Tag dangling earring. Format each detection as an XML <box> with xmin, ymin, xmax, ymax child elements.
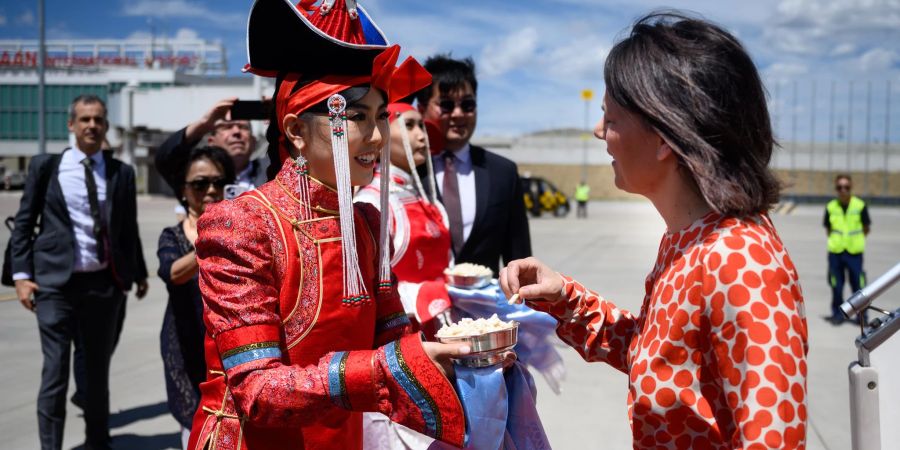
<box><xmin>292</xmin><ymin>154</ymin><xmax>312</xmax><ymax>220</ymax></box>
<box><xmin>328</xmin><ymin>93</ymin><xmax>370</xmax><ymax>306</ymax></box>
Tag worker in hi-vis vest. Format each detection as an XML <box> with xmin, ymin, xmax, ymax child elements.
<box><xmin>575</xmin><ymin>181</ymin><xmax>590</xmax><ymax>219</ymax></box>
<box><xmin>824</xmin><ymin>174</ymin><xmax>871</xmax><ymax>324</ymax></box>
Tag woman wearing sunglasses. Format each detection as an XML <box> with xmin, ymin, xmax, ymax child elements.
<box><xmin>156</xmin><ymin>145</ymin><xmax>234</xmax><ymax>448</ymax></box>
<box><xmin>501</xmin><ymin>12</ymin><xmax>809</xmax><ymax>449</ymax></box>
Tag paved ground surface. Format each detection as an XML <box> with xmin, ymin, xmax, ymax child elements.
<box><xmin>0</xmin><ymin>192</ymin><xmax>897</xmax><ymax>450</ymax></box>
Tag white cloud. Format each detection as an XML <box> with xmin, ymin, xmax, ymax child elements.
<box><xmin>123</xmin><ymin>0</ymin><xmax>244</xmax><ymax>28</ymax></box>
<box><xmin>480</xmin><ymin>27</ymin><xmax>539</xmax><ymax>77</ymax></box>
<box><xmin>125</xmin><ymin>26</ymin><xmax>202</xmax><ymax>42</ymax></box>
<box><xmin>763</xmin><ymin>62</ymin><xmax>810</xmax><ymax>80</ymax></box>
<box><xmin>47</xmin><ymin>23</ymin><xmax>81</xmax><ymax>40</ymax></box>
<box><xmin>0</xmin><ymin>13</ymin><xmax>7</xmax><ymax>27</ymax></box>
<box><xmin>858</xmin><ymin>47</ymin><xmax>898</xmax><ymax>72</ymax></box>
<box><xmin>125</xmin><ymin>30</ymin><xmax>152</xmax><ymax>40</ymax></box>
<box><xmin>765</xmin><ymin>0</ymin><xmax>900</xmax><ymax>58</ymax></box>
<box><xmin>831</xmin><ymin>43</ymin><xmax>856</xmax><ymax>57</ymax></box>
<box><xmin>16</xmin><ymin>10</ymin><xmax>34</xmax><ymax>26</ymax></box>
<box><xmin>542</xmin><ymin>36</ymin><xmax>609</xmax><ymax>81</ymax></box>
<box><xmin>173</xmin><ymin>27</ymin><xmax>199</xmax><ymax>40</ymax></box>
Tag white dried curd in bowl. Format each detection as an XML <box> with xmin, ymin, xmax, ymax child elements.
<box><xmin>435</xmin><ymin>314</ymin><xmax>514</xmax><ymax>338</ymax></box>
<box><xmin>445</xmin><ymin>263</ymin><xmax>493</xmax><ymax>278</ymax></box>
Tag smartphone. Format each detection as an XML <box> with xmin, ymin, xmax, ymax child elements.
<box><xmin>224</xmin><ymin>184</ymin><xmax>250</xmax><ymax>200</ymax></box>
<box><xmin>230</xmin><ymin>100</ymin><xmax>272</xmax><ymax>120</ymax></box>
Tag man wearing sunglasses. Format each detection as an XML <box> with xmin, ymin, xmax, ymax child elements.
<box><xmin>416</xmin><ymin>55</ymin><xmax>531</xmax><ymax>276</ymax></box>
<box><xmin>824</xmin><ymin>174</ymin><xmax>871</xmax><ymax>324</ymax></box>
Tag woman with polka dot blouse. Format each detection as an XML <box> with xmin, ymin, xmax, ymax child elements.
<box><xmin>500</xmin><ymin>12</ymin><xmax>808</xmax><ymax>450</ymax></box>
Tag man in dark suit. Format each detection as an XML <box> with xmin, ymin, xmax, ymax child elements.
<box><xmin>417</xmin><ymin>55</ymin><xmax>531</xmax><ymax>275</ymax></box>
<box><xmin>155</xmin><ymin>97</ymin><xmax>267</xmax><ymax>193</ymax></box>
<box><xmin>12</xmin><ymin>95</ymin><xmax>149</xmax><ymax>450</ymax></box>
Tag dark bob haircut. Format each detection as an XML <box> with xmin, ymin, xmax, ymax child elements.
<box><xmin>604</xmin><ymin>12</ymin><xmax>781</xmax><ymax>217</ymax></box>
<box><xmin>414</xmin><ymin>54</ymin><xmax>478</xmax><ymax>106</ymax></box>
<box><xmin>176</xmin><ymin>146</ymin><xmax>236</xmax><ymax>207</ymax></box>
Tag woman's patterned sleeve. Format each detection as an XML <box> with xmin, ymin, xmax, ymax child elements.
<box><xmin>700</xmin><ymin>233</ymin><xmax>809</xmax><ymax>448</ymax></box>
<box><xmin>529</xmin><ymin>274</ymin><xmax>639</xmax><ymax>372</ymax></box>
<box><xmin>156</xmin><ymin>226</ymin><xmax>180</xmax><ymax>285</ymax></box>
<box><xmin>197</xmin><ymin>200</ymin><xmax>463</xmax><ymax>446</ymax></box>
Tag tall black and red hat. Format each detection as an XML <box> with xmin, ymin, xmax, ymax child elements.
<box><xmin>245</xmin><ymin>0</ymin><xmax>431</xmax><ymax>303</ymax></box>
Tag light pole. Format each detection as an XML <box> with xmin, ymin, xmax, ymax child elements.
<box><xmin>37</xmin><ymin>0</ymin><xmax>46</xmax><ymax>155</ymax></box>
<box><xmin>580</xmin><ymin>89</ymin><xmax>593</xmax><ymax>183</ymax></box>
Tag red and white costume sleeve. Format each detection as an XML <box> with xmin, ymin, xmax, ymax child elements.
<box><xmin>530</xmin><ymin>213</ymin><xmax>809</xmax><ymax>450</ymax></box>
<box><xmin>187</xmin><ymin>163</ymin><xmax>465</xmax><ymax>450</ymax></box>
<box><xmin>357</xmin><ymin>168</ymin><xmax>453</xmax><ymax>339</ymax></box>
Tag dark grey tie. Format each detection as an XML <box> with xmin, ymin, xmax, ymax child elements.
<box><xmin>81</xmin><ymin>157</ymin><xmax>107</xmax><ymax>263</ymax></box>
<box><xmin>442</xmin><ymin>151</ymin><xmax>464</xmax><ymax>255</ymax></box>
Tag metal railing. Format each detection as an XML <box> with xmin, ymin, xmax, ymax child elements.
<box><xmin>844</xmin><ymin>261</ymin><xmax>900</xmax><ymax>450</ymax></box>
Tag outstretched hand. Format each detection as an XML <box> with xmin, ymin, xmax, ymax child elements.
<box><xmin>499</xmin><ymin>257</ymin><xmax>565</xmax><ymax>305</ymax></box>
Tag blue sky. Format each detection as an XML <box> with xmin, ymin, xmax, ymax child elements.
<box><xmin>1</xmin><ymin>0</ymin><xmax>899</xmax><ymax>141</ymax></box>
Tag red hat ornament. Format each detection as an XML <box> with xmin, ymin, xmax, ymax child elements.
<box><xmin>246</xmin><ymin>0</ymin><xmax>432</xmax><ymax>304</ymax></box>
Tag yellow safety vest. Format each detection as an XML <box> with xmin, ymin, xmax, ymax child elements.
<box><xmin>575</xmin><ymin>184</ymin><xmax>590</xmax><ymax>202</ymax></box>
<box><xmin>827</xmin><ymin>196</ymin><xmax>866</xmax><ymax>254</ymax></box>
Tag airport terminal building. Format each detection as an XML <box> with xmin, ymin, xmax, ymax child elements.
<box><xmin>0</xmin><ymin>37</ymin><xmax>272</xmax><ymax>194</ymax></box>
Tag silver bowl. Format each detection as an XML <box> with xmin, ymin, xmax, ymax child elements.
<box><xmin>444</xmin><ymin>270</ymin><xmax>492</xmax><ymax>289</ymax></box>
<box><xmin>437</xmin><ymin>322</ymin><xmax>518</xmax><ymax>368</ymax></box>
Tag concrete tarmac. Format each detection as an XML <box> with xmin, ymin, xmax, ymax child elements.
<box><xmin>0</xmin><ymin>193</ymin><xmax>897</xmax><ymax>450</ymax></box>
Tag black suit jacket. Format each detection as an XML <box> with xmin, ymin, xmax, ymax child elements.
<box><xmin>424</xmin><ymin>145</ymin><xmax>532</xmax><ymax>275</ymax></box>
<box><xmin>10</xmin><ymin>150</ymin><xmax>148</xmax><ymax>291</ymax></box>
<box><xmin>155</xmin><ymin>127</ymin><xmax>268</xmax><ymax>192</ymax></box>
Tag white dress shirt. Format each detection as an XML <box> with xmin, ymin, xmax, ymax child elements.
<box><xmin>236</xmin><ymin>163</ymin><xmax>256</xmax><ymax>189</ymax></box>
<box><xmin>13</xmin><ymin>147</ymin><xmax>108</xmax><ymax>281</ymax></box>
<box><xmin>433</xmin><ymin>143</ymin><xmax>476</xmax><ymax>243</ymax></box>
<box><xmin>59</xmin><ymin>147</ymin><xmax>108</xmax><ymax>273</ymax></box>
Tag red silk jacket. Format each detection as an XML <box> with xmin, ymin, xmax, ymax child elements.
<box><xmin>356</xmin><ymin>168</ymin><xmax>454</xmax><ymax>339</ymax></box>
<box><xmin>187</xmin><ymin>161</ymin><xmax>465</xmax><ymax>450</ymax></box>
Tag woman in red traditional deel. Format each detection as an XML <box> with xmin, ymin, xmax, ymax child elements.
<box><xmin>187</xmin><ymin>2</ymin><xmax>468</xmax><ymax>449</ymax></box>
<box><xmin>356</xmin><ymin>103</ymin><xmax>455</xmax><ymax>339</ymax></box>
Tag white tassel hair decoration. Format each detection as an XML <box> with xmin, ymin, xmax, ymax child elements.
<box><xmin>328</xmin><ymin>93</ymin><xmax>370</xmax><ymax>306</ymax></box>
<box><xmin>376</xmin><ymin>122</ymin><xmax>392</xmax><ymax>294</ymax></box>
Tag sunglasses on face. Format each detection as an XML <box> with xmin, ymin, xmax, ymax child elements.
<box><xmin>187</xmin><ymin>177</ymin><xmax>228</xmax><ymax>192</ymax></box>
<box><xmin>836</xmin><ymin>184</ymin><xmax>851</xmax><ymax>192</ymax></box>
<box><xmin>437</xmin><ymin>98</ymin><xmax>477</xmax><ymax>114</ymax></box>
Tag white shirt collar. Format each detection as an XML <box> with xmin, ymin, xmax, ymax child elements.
<box><xmin>237</xmin><ymin>162</ymin><xmax>254</xmax><ymax>182</ymax></box>
<box><xmin>449</xmin><ymin>143</ymin><xmax>471</xmax><ymax>165</ymax></box>
<box><xmin>69</xmin><ymin>146</ymin><xmax>104</xmax><ymax>166</ymax></box>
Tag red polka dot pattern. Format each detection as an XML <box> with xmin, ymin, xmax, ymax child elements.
<box><xmin>534</xmin><ymin>213</ymin><xmax>808</xmax><ymax>449</ymax></box>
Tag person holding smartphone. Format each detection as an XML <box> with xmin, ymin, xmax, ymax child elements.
<box><xmin>155</xmin><ymin>98</ymin><xmax>268</xmax><ymax>195</ymax></box>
